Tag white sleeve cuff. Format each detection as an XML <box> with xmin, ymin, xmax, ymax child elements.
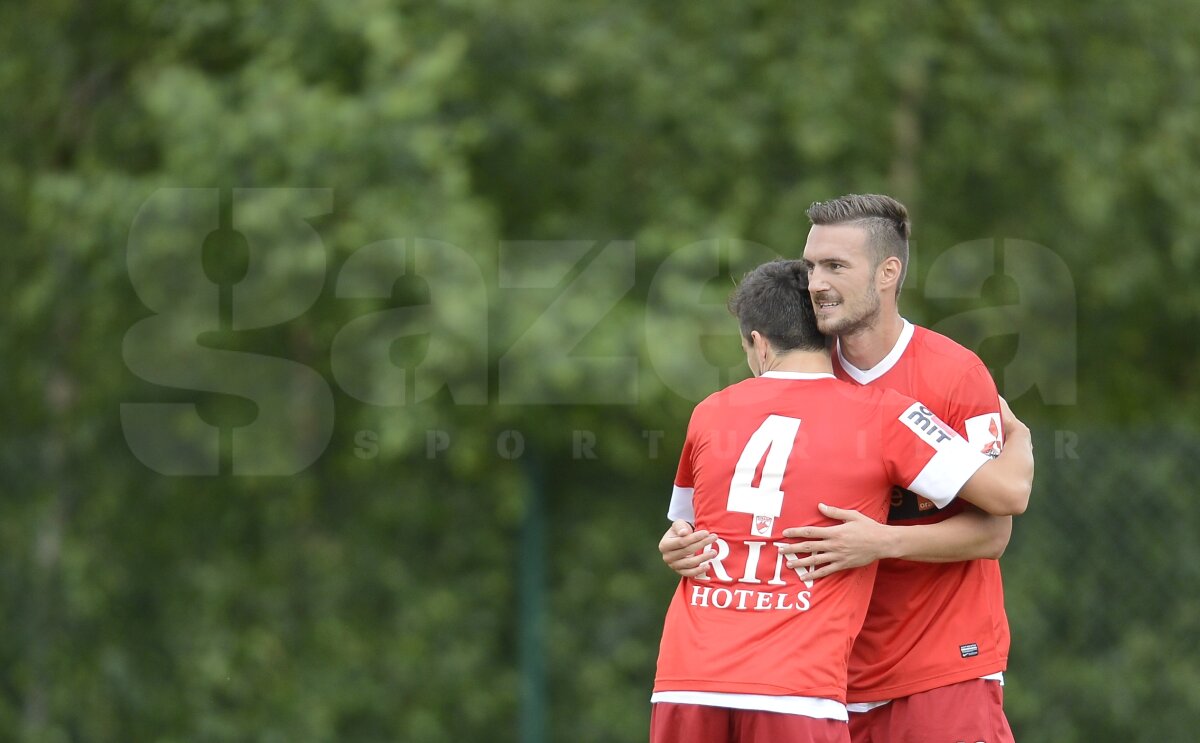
<box><xmin>907</xmin><ymin>439</ymin><xmax>990</xmax><ymax>509</ymax></box>
<box><xmin>667</xmin><ymin>485</ymin><xmax>695</xmax><ymax>523</ymax></box>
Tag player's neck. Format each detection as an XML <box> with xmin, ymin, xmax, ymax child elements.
<box><xmin>837</xmin><ymin>310</ymin><xmax>905</xmax><ymax>370</ymax></box>
<box><xmin>762</xmin><ymin>349</ymin><xmax>834</xmax><ymax>376</ymax></box>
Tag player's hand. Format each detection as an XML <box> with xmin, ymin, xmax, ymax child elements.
<box><xmin>778</xmin><ymin>504</ymin><xmax>893</xmax><ymax>580</ymax></box>
<box><xmin>659</xmin><ymin>520</ymin><xmax>719</xmax><ymax>578</ymax></box>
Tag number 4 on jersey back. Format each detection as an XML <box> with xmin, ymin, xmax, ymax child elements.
<box><xmin>727</xmin><ymin>415</ymin><xmax>801</xmax><ymax>537</ymax></box>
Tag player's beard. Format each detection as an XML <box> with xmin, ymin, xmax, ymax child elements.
<box><xmin>814</xmin><ymin>282</ymin><xmax>882</xmax><ymax>337</ymax></box>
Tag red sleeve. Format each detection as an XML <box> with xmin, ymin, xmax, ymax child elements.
<box><xmin>667</xmin><ymin>408</ymin><xmax>699</xmax><ymax>522</ymax></box>
<box><xmin>881</xmin><ymin>393</ymin><xmax>990</xmax><ymax>510</ymax></box>
<box><xmin>945</xmin><ymin>362</ymin><xmax>1004</xmax><ymax>457</ymax></box>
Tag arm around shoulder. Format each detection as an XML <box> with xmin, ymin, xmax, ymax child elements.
<box><xmin>957</xmin><ymin>401</ymin><xmax>1034</xmax><ymax>516</ymax></box>
<box><xmin>887</xmin><ymin>506</ymin><xmax>1012</xmax><ymax>562</ymax></box>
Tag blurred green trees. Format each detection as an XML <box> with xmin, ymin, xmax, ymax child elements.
<box><xmin>1</xmin><ymin>0</ymin><xmax>1198</xmax><ymax>740</ymax></box>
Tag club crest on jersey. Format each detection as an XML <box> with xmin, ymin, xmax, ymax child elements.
<box><xmin>965</xmin><ymin>413</ymin><xmax>1004</xmax><ymax>458</ymax></box>
<box><xmin>752</xmin><ymin>514</ymin><xmax>774</xmax><ymax>537</ymax></box>
<box><xmin>899</xmin><ymin>403</ymin><xmax>955</xmax><ymax>449</ymax></box>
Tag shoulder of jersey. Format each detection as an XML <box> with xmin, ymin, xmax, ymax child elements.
<box><xmin>910</xmin><ymin>323</ymin><xmax>987</xmax><ymax>367</ymax></box>
<box><xmin>696</xmin><ymin>375</ymin><xmax>762</xmax><ymax>410</ymax></box>
<box><xmin>874</xmin><ymin>386</ymin><xmax>917</xmax><ymax>409</ymax></box>
<box><xmin>822</xmin><ymin>376</ymin><xmax>895</xmax><ymax>413</ymax></box>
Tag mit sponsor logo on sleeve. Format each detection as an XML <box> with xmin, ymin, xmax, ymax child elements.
<box><xmin>688</xmin><ymin>538</ymin><xmax>816</xmax><ymax>612</ymax></box>
<box><xmin>899</xmin><ymin>403</ymin><xmax>959</xmax><ymax>449</ymax></box>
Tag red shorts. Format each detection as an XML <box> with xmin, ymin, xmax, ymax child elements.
<box><xmin>848</xmin><ymin>678</ymin><xmax>1014</xmax><ymax>743</ymax></box>
<box><xmin>650</xmin><ymin>702</ymin><xmax>849</xmax><ymax>743</ymax></box>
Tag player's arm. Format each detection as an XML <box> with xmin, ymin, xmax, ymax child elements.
<box><xmin>955</xmin><ymin>397</ymin><xmax>1033</xmax><ymax>516</ymax></box>
<box><xmin>782</xmin><ymin>376</ymin><xmax>1027</xmax><ymax>577</ymax></box>
<box><xmin>657</xmin><ymin>408</ymin><xmax>719</xmax><ymax>578</ymax></box>
<box><xmin>873</xmin><ymin>505</ymin><xmax>1011</xmax><ymax>561</ymax></box>
<box><xmin>780</xmin><ymin>504</ymin><xmax>1010</xmax><ymax>580</ymax></box>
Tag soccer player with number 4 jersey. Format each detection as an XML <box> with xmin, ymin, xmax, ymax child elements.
<box><xmin>659</xmin><ymin>194</ymin><xmax>1028</xmax><ymax>743</ymax></box>
<box><xmin>649</xmin><ymin>257</ymin><xmax>1034</xmax><ymax>743</ymax></box>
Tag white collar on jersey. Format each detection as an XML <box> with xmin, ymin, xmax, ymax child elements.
<box><xmin>760</xmin><ymin>371</ymin><xmax>837</xmax><ymax>380</ymax></box>
<box><xmin>835</xmin><ymin>318</ymin><xmax>915</xmax><ymax>385</ymax></box>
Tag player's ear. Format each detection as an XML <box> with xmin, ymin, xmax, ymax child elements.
<box><xmin>877</xmin><ymin>256</ymin><xmax>902</xmax><ymax>294</ymax></box>
<box><xmin>750</xmin><ymin>330</ymin><xmax>769</xmax><ymax>355</ymax></box>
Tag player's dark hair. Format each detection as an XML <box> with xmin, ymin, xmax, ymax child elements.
<box><xmin>806</xmin><ymin>193</ymin><xmax>911</xmax><ymax>296</ymax></box>
<box><xmin>728</xmin><ymin>260</ymin><xmax>826</xmax><ymax>353</ymax></box>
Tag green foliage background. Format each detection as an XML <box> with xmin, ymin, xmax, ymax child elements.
<box><xmin>2</xmin><ymin>1</ymin><xmax>1198</xmax><ymax>740</ymax></box>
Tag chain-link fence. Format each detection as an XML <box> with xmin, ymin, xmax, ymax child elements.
<box><xmin>1004</xmin><ymin>427</ymin><xmax>1200</xmax><ymax>741</ymax></box>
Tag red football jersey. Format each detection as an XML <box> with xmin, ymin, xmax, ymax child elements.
<box><xmin>832</xmin><ymin>321</ymin><xmax>1010</xmax><ymax>703</ymax></box>
<box><xmin>652</xmin><ymin>371</ymin><xmax>989</xmax><ymax>713</ymax></box>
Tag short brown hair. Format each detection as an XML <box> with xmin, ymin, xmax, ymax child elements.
<box><xmin>806</xmin><ymin>194</ymin><xmax>911</xmax><ymax>295</ymax></box>
<box><xmin>727</xmin><ymin>260</ymin><xmax>826</xmax><ymax>353</ymax></box>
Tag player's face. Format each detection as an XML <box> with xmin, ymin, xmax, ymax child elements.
<box><xmin>802</xmin><ymin>224</ymin><xmax>882</xmax><ymax>337</ymax></box>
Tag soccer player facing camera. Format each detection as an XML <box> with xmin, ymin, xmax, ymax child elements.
<box><xmin>660</xmin><ymin>195</ymin><xmax>1025</xmax><ymax>743</ymax></box>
